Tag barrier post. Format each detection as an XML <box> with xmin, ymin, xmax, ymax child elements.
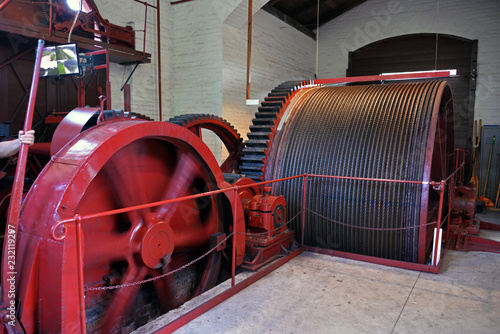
<box><xmin>75</xmin><ymin>215</ymin><xmax>87</xmax><ymax>334</ymax></box>
<box><xmin>302</xmin><ymin>175</ymin><xmax>307</xmax><ymax>246</ymax></box>
<box><xmin>232</xmin><ymin>187</ymin><xmax>239</xmax><ymax>287</ymax></box>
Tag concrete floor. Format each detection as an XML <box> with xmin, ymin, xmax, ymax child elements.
<box><xmin>136</xmin><ymin>209</ymin><xmax>500</xmax><ymax>334</ymax></box>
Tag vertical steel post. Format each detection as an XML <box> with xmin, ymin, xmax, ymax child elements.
<box><xmin>75</xmin><ymin>215</ymin><xmax>87</xmax><ymax>334</ymax></box>
<box><xmin>433</xmin><ymin>180</ymin><xmax>445</xmax><ymax>266</ymax></box>
<box><xmin>78</xmin><ymin>78</ymin><xmax>85</xmax><ymax>107</ymax></box>
<box><xmin>157</xmin><ymin>0</ymin><xmax>162</xmax><ymax>121</ymax></box>
<box><xmin>246</xmin><ymin>0</ymin><xmax>252</xmax><ymax>100</ymax></box>
<box><xmin>0</xmin><ymin>0</ymin><xmax>12</xmax><ymax>11</ymax></box>
<box><xmin>105</xmin><ymin>49</ymin><xmax>111</xmax><ymax>109</ymax></box>
<box><xmin>49</xmin><ymin>0</ymin><xmax>53</xmax><ymax>36</ymax></box>
<box><xmin>0</xmin><ymin>38</ymin><xmax>44</xmax><ymax>328</ymax></box>
<box><xmin>302</xmin><ymin>174</ymin><xmax>307</xmax><ymax>246</ymax></box>
<box><xmin>124</xmin><ymin>84</ymin><xmax>131</xmax><ymax>112</ymax></box>
<box><xmin>232</xmin><ymin>187</ymin><xmax>239</xmax><ymax>287</ymax></box>
<box><xmin>447</xmin><ymin>177</ymin><xmax>453</xmax><ymax>236</ymax></box>
<box><xmin>143</xmin><ymin>4</ymin><xmax>148</xmax><ymax>59</ymax></box>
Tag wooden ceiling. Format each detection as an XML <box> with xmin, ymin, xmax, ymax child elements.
<box><xmin>262</xmin><ymin>0</ymin><xmax>368</xmax><ymax>39</ymax></box>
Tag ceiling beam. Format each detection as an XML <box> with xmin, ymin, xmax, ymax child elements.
<box><xmin>319</xmin><ymin>0</ymin><xmax>368</xmax><ymax>26</ymax></box>
<box><xmin>267</xmin><ymin>0</ymin><xmax>282</xmax><ymax>6</ymax></box>
<box><xmin>262</xmin><ymin>3</ymin><xmax>316</xmax><ymax>40</ymax></box>
<box><xmin>287</xmin><ymin>0</ymin><xmax>325</xmax><ymax>20</ymax></box>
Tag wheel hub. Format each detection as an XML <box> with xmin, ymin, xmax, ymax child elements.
<box><xmin>140</xmin><ymin>222</ymin><xmax>175</xmax><ymax>269</ymax></box>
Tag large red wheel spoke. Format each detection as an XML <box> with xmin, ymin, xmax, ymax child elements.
<box><xmin>155</xmin><ymin>152</ymin><xmax>205</xmax><ymax>222</ymax></box>
<box><xmin>102</xmin><ymin>263</ymin><xmax>150</xmax><ymax>333</ymax></box>
<box><xmin>192</xmin><ymin>125</ymin><xmax>202</xmax><ymax>139</ymax></box>
<box><xmin>221</xmin><ymin>151</ymin><xmax>239</xmax><ymax>173</ymax></box>
<box><xmin>193</xmin><ymin>252</ymin><xmax>221</xmax><ymax>296</ymax></box>
<box><xmin>152</xmin><ymin>260</ymin><xmax>181</xmax><ymax>312</ymax></box>
<box><xmin>173</xmin><ymin>222</ymin><xmax>218</xmax><ymax>249</ymax></box>
<box><xmin>102</xmin><ymin>144</ymin><xmax>154</xmax><ymax>225</ymax></box>
<box><xmin>85</xmin><ymin>229</ymin><xmax>138</xmax><ymax>265</ymax></box>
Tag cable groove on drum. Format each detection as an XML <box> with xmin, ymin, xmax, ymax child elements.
<box><xmin>267</xmin><ymin>81</ymin><xmax>452</xmax><ymax>262</ymax></box>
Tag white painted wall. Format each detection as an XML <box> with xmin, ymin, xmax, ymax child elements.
<box><xmin>222</xmin><ymin>9</ymin><xmax>316</xmax><ymax>140</ymax></box>
<box><xmin>317</xmin><ymin>0</ymin><xmax>500</xmax><ymax>125</ymax></box>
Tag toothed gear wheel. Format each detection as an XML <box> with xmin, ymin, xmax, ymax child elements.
<box><xmin>168</xmin><ymin>114</ymin><xmax>243</xmax><ymax>174</ymax></box>
<box><xmin>239</xmin><ymin>80</ymin><xmax>311</xmax><ymax>181</ymax></box>
<box><xmin>102</xmin><ymin>110</ymin><xmax>153</xmax><ymax>122</ymax></box>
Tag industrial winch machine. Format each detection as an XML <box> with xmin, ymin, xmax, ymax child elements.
<box><xmin>0</xmin><ymin>44</ymin><xmax>499</xmax><ymax>333</ymax></box>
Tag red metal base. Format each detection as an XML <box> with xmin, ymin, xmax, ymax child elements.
<box><xmin>304</xmin><ymin>246</ymin><xmax>443</xmax><ymax>273</ymax></box>
<box><xmin>241</xmin><ymin>230</ymin><xmax>295</xmax><ymax>271</ymax></box>
<box><xmin>451</xmin><ymin>234</ymin><xmax>500</xmax><ymax>253</ymax></box>
<box><xmin>447</xmin><ymin>219</ymin><xmax>500</xmax><ymax>253</ymax></box>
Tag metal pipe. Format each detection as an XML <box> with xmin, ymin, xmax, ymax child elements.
<box><xmin>78</xmin><ymin>77</ymin><xmax>85</xmax><ymax>107</ymax></box>
<box><xmin>447</xmin><ymin>178</ymin><xmax>453</xmax><ymax>236</ymax></box>
<box><xmin>105</xmin><ymin>49</ymin><xmax>111</xmax><ymax>109</ymax></box>
<box><xmin>52</xmin><ymin>174</ymin><xmax>307</xmax><ymax>239</ymax></box>
<box><xmin>123</xmin><ymin>84</ymin><xmax>131</xmax><ymax>112</ymax></box>
<box><xmin>28</xmin><ymin>142</ymin><xmax>51</xmax><ymax>155</ymax></box>
<box><xmin>313</xmin><ymin>71</ymin><xmax>454</xmax><ymax>86</ymax></box>
<box><xmin>433</xmin><ymin>180</ymin><xmax>446</xmax><ymax>266</ymax></box>
<box><xmin>0</xmin><ymin>47</ymin><xmax>35</xmax><ymax>70</ymax></box>
<box><xmin>308</xmin><ymin>173</ymin><xmax>430</xmax><ymax>185</ymax></box>
<box><xmin>143</xmin><ymin>4</ymin><xmax>148</xmax><ymax>59</ymax></box>
<box><xmin>134</xmin><ymin>0</ymin><xmax>157</xmax><ymax>8</ymax></box>
<box><xmin>0</xmin><ymin>38</ymin><xmax>44</xmax><ymax>327</ymax></box>
<box><xmin>305</xmin><ymin>246</ymin><xmax>442</xmax><ymax>273</ymax></box>
<box><xmin>52</xmin><ymin>168</ymin><xmax>464</xmax><ymax>235</ymax></box>
<box><xmin>232</xmin><ymin>187</ymin><xmax>238</xmax><ymax>287</ymax></box>
<box><xmin>170</xmin><ymin>0</ymin><xmax>196</xmax><ymax>5</ymax></box>
<box><xmin>121</xmin><ymin>64</ymin><xmax>139</xmax><ymax>91</ymax></box>
<box><xmin>0</xmin><ymin>0</ymin><xmax>12</xmax><ymax>11</ymax></box>
<box><xmin>246</xmin><ymin>0</ymin><xmax>252</xmax><ymax>99</ymax></box>
<box><xmin>49</xmin><ymin>0</ymin><xmax>53</xmax><ymax>36</ymax></box>
<box><xmin>157</xmin><ymin>0</ymin><xmax>162</xmax><ymax>121</ymax></box>
<box><xmin>301</xmin><ymin>175</ymin><xmax>307</xmax><ymax>246</ymax></box>
<box><xmin>75</xmin><ymin>215</ymin><xmax>87</xmax><ymax>334</ymax></box>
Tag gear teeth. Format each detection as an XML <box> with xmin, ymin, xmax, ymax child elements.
<box><xmin>255</xmin><ymin>112</ymin><xmax>278</xmax><ymax>119</ymax></box>
<box><xmin>249</xmin><ymin>125</ymin><xmax>273</xmax><ymax>133</ymax></box>
<box><xmin>241</xmin><ymin>154</ymin><xmax>267</xmax><ymax>161</ymax></box>
<box><xmin>242</xmin><ymin>146</ymin><xmax>266</xmax><ymax>154</ymax></box>
<box><xmin>258</xmin><ymin>106</ymin><xmax>280</xmax><ymax>113</ymax></box>
<box><xmin>252</xmin><ymin>118</ymin><xmax>275</xmax><ymax>126</ymax></box>
<box><xmin>264</xmin><ymin>97</ymin><xmax>287</xmax><ymax>104</ymax></box>
<box><xmin>168</xmin><ymin>113</ymin><xmax>244</xmax><ymax>173</ymax></box>
<box><xmin>244</xmin><ymin>139</ymin><xmax>268</xmax><ymax>147</ymax></box>
<box><xmin>247</xmin><ymin>132</ymin><xmax>271</xmax><ymax>140</ymax></box>
<box><xmin>268</xmin><ymin>91</ymin><xmax>290</xmax><ymax>98</ymax></box>
<box><xmin>103</xmin><ymin>110</ymin><xmax>153</xmax><ymax>122</ymax></box>
<box><xmin>261</xmin><ymin>101</ymin><xmax>283</xmax><ymax>108</ymax></box>
<box><xmin>239</xmin><ymin>80</ymin><xmax>310</xmax><ymax>181</ymax></box>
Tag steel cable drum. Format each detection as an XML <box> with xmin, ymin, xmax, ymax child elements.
<box><xmin>265</xmin><ymin>81</ymin><xmax>455</xmax><ymax>263</ymax></box>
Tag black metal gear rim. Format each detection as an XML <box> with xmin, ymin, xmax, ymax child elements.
<box><xmin>239</xmin><ymin>80</ymin><xmax>311</xmax><ymax>181</ymax></box>
<box><xmin>168</xmin><ymin>114</ymin><xmax>244</xmax><ymax>173</ymax></box>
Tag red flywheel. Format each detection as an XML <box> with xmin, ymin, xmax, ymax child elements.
<box><xmin>14</xmin><ymin>120</ymin><xmax>243</xmax><ymax>333</ymax></box>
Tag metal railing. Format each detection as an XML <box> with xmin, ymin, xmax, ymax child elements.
<box><xmin>51</xmin><ymin>152</ymin><xmax>465</xmax><ymax>333</ymax></box>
